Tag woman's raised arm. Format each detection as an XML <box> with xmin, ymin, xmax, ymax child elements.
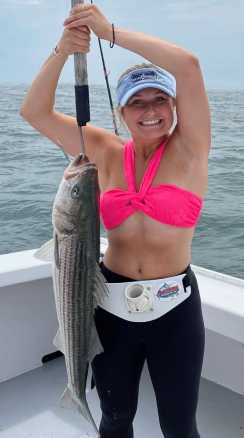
<box><xmin>112</xmin><ymin>28</ymin><xmax>211</xmax><ymax>158</ymax></box>
<box><xmin>20</xmin><ymin>23</ymin><xmax>115</xmax><ymax>160</ymax></box>
<box><xmin>65</xmin><ymin>3</ymin><xmax>211</xmax><ymax>159</ymax></box>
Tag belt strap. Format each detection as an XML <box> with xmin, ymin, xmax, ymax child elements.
<box><xmin>98</xmin><ymin>268</ymin><xmax>193</xmax><ymax>322</ymax></box>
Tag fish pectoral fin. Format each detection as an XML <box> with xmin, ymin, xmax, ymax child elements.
<box><xmin>53</xmin><ymin>328</ymin><xmax>65</xmax><ymax>355</ymax></box>
<box><xmin>93</xmin><ymin>262</ymin><xmax>110</xmax><ymax>307</ymax></box>
<box><xmin>33</xmin><ymin>238</ymin><xmax>54</xmax><ymax>262</ymax></box>
<box><xmin>87</xmin><ymin>320</ymin><xmax>104</xmax><ymax>363</ymax></box>
<box><xmin>54</xmin><ymin>232</ymin><xmax>60</xmax><ymax>268</ymax></box>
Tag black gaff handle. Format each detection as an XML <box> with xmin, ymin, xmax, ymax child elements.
<box><xmin>75</xmin><ymin>84</ymin><xmax>90</xmax><ymax>127</ymax></box>
<box><xmin>71</xmin><ymin>0</ymin><xmax>90</xmax><ymax>128</ymax></box>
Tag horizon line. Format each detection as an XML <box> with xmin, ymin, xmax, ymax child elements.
<box><xmin>0</xmin><ymin>82</ymin><xmax>243</xmax><ymax>93</ymax></box>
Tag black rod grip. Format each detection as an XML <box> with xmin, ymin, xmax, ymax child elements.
<box><xmin>75</xmin><ymin>85</ymin><xmax>90</xmax><ymax>126</ymax></box>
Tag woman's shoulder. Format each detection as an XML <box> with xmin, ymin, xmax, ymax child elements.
<box><xmin>166</xmin><ymin>129</ymin><xmax>209</xmax><ymax>165</ymax></box>
<box><xmin>99</xmin><ymin>131</ymin><xmax>126</xmax><ymax>158</ymax></box>
<box><xmin>91</xmin><ymin>128</ymin><xmax>127</xmax><ymax>174</ymax></box>
<box><xmin>82</xmin><ymin>123</ymin><xmax>124</xmax><ymax>161</ymax></box>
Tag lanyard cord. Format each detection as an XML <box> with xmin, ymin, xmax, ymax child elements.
<box><xmin>90</xmin><ymin>0</ymin><xmax>119</xmax><ymax>136</ymax></box>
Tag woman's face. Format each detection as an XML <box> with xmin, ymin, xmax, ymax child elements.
<box><xmin>121</xmin><ymin>88</ymin><xmax>175</xmax><ymax>141</ymax></box>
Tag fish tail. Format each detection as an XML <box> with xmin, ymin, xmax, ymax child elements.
<box><xmin>59</xmin><ymin>387</ymin><xmax>99</xmax><ymax>434</ymax></box>
<box><xmin>79</xmin><ymin>397</ymin><xmax>99</xmax><ymax>435</ymax></box>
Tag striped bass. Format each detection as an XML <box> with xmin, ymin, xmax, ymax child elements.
<box><xmin>51</xmin><ymin>153</ymin><xmax>109</xmax><ymax>435</ymax></box>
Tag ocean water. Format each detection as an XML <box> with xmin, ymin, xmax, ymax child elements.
<box><xmin>0</xmin><ymin>84</ymin><xmax>243</xmax><ymax>279</ymax></box>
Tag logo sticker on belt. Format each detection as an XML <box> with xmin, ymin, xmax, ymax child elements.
<box><xmin>156</xmin><ymin>282</ymin><xmax>180</xmax><ymax>300</ymax></box>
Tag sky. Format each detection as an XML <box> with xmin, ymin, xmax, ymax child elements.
<box><xmin>0</xmin><ymin>0</ymin><xmax>243</xmax><ymax>89</ymax></box>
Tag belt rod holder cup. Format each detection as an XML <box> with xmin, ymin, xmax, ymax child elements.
<box><xmin>124</xmin><ymin>283</ymin><xmax>154</xmax><ymax>313</ymax></box>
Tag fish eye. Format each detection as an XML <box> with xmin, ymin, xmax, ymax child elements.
<box><xmin>71</xmin><ymin>184</ymin><xmax>80</xmax><ymax>199</ymax></box>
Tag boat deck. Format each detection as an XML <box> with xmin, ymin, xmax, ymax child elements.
<box><xmin>0</xmin><ymin>356</ymin><xmax>244</xmax><ymax>438</ymax></box>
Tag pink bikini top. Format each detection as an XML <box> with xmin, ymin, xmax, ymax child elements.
<box><xmin>100</xmin><ymin>139</ymin><xmax>203</xmax><ymax>230</ymax></box>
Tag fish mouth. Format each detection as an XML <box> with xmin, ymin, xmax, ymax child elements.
<box><xmin>73</xmin><ymin>153</ymin><xmax>89</xmax><ymax>165</ymax></box>
<box><xmin>64</xmin><ymin>154</ymin><xmax>97</xmax><ymax>180</ymax></box>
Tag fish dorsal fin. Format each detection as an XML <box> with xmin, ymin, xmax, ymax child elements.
<box><xmin>93</xmin><ymin>262</ymin><xmax>110</xmax><ymax>307</ymax></box>
<box><xmin>87</xmin><ymin>321</ymin><xmax>104</xmax><ymax>362</ymax></box>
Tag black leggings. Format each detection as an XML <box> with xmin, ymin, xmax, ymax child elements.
<box><xmin>92</xmin><ymin>262</ymin><xmax>205</xmax><ymax>438</ymax></box>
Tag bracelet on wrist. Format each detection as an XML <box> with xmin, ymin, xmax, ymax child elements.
<box><xmin>109</xmin><ymin>23</ymin><xmax>115</xmax><ymax>48</ymax></box>
<box><xmin>51</xmin><ymin>45</ymin><xmax>68</xmax><ymax>58</ymax></box>
<box><xmin>52</xmin><ymin>45</ymin><xmax>59</xmax><ymax>56</ymax></box>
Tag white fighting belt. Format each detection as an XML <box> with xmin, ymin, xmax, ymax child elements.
<box><xmin>99</xmin><ymin>272</ymin><xmax>192</xmax><ymax>322</ymax></box>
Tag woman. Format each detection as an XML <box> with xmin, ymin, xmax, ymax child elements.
<box><xmin>20</xmin><ymin>4</ymin><xmax>210</xmax><ymax>438</ymax></box>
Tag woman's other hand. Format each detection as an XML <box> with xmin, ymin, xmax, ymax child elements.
<box><xmin>57</xmin><ymin>25</ymin><xmax>91</xmax><ymax>56</ymax></box>
<box><xmin>63</xmin><ymin>3</ymin><xmax>112</xmax><ymax>41</ymax></box>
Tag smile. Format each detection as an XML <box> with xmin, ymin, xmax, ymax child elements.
<box><xmin>139</xmin><ymin>119</ymin><xmax>162</xmax><ymax>127</ymax></box>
